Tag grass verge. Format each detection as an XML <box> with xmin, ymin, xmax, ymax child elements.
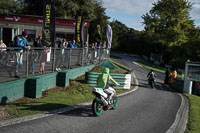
<box><xmin>185</xmin><ymin>94</ymin><xmax>200</xmax><ymax>133</ymax></box>
<box><xmin>2</xmin><ymin>60</ymin><xmax>131</xmax><ymax>119</ymax></box>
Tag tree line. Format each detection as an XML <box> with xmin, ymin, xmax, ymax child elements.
<box><xmin>0</xmin><ymin>0</ymin><xmax>199</xmax><ymax>68</ymax></box>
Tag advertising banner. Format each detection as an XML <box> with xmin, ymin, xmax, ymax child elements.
<box><xmin>75</xmin><ymin>16</ymin><xmax>84</xmax><ymax>47</ymax></box>
<box><xmin>43</xmin><ymin>0</ymin><xmax>55</xmax><ymax>47</ymax></box>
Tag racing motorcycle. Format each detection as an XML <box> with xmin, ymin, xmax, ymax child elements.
<box><xmin>92</xmin><ymin>85</ymin><xmax>117</xmax><ymax>116</ymax></box>
<box><xmin>148</xmin><ymin>76</ymin><xmax>156</xmax><ymax>88</ymax></box>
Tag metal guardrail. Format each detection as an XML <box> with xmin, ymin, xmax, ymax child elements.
<box><xmin>0</xmin><ymin>47</ymin><xmax>110</xmax><ymax>83</ymax></box>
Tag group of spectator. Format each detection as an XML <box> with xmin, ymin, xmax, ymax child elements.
<box><xmin>0</xmin><ymin>30</ymin><xmax>109</xmax><ymax>78</ymax></box>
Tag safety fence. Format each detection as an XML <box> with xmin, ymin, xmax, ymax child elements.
<box><xmin>0</xmin><ymin>47</ymin><xmax>110</xmax><ymax>83</ymax></box>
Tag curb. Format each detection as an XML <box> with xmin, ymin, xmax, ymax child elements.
<box><xmin>0</xmin><ymin>71</ymin><xmax>139</xmax><ymax>128</ymax></box>
<box><xmin>164</xmin><ymin>85</ymin><xmax>189</xmax><ymax>133</ymax></box>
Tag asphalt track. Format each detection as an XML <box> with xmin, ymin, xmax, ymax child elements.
<box><xmin>0</xmin><ymin>54</ymin><xmax>186</xmax><ymax>133</ymax></box>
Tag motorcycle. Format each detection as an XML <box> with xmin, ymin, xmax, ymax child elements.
<box><xmin>92</xmin><ymin>85</ymin><xmax>117</xmax><ymax>116</ymax></box>
<box><xmin>148</xmin><ymin>77</ymin><xmax>156</xmax><ymax>88</ymax></box>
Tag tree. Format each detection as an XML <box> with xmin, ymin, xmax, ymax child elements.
<box><xmin>142</xmin><ymin>0</ymin><xmax>194</xmax><ymax>47</ymax></box>
<box><xmin>88</xmin><ymin>0</ymin><xmax>109</xmax><ymax>43</ymax></box>
<box><xmin>19</xmin><ymin>0</ymin><xmax>96</xmax><ymax>20</ymax></box>
<box><xmin>0</xmin><ymin>0</ymin><xmax>21</xmax><ymax>14</ymax></box>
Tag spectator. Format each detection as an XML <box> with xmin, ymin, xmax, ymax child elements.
<box><xmin>55</xmin><ymin>39</ymin><xmax>65</xmax><ymax>71</ymax></box>
<box><xmin>33</xmin><ymin>35</ymin><xmax>43</xmax><ymax>62</ymax></box>
<box><xmin>172</xmin><ymin>69</ymin><xmax>177</xmax><ymax>79</ymax></box>
<box><xmin>169</xmin><ymin>69</ymin><xmax>177</xmax><ymax>84</ymax></box>
<box><xmin>63</xmin><ymin>39</ymin><xmax>70</xmax><ymax>68</ymax></box>
<box><xmin>103</xmin><ymin>41</ymin><xmax>107</xmax><ymax>49</ymax></box>
<box><xmin>68</xmin><ymin>40</ymin><xmax>77</xmax><ymax>48</ymax></box>
<box><xmin>164</xmin><ymin>68</ymin><xmax>170</xmax><ymax>84</ymax></box>
<box><xmin>33</xmin><ymin>35</ymin><xmax>42</xmax><ymax>47</ymax></box>
<box><xmin>91</xmin><ymin>42</ymin><xmax>95</xmax><ymax>49</ymax></box>
<box><xmin>0</xmin><ymin>40</ymin><xmax>7</xmax><ymax>61</ymax></box>
<box><xmin>28</xmin><ymin>48</ymin><xmax>37</xmax><ymax>74</ymax></box>
<box><xmin>14</xmin><ymin>31</ymin><xmax>30</xmax><ymax>78</ymax></box>
<box><xmin>39</xmin><ymin>46</ymin><xmax>50</xmax><ymax>74</ymax></box>
<box><xmin>0</xmin><ymin>40</ymin><xmax>7</xmax><ymax>52</ymax></box>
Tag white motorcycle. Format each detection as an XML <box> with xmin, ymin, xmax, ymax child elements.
<box><xmin>92</xmin><ymin>85</ymin><xmax>117</xmax><ymax>116</ymax></box>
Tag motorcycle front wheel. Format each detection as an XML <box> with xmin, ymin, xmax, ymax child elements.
<box><xmin>111</xmin><ymin>95</ymin><xmax>118</xmax><ymax>109</ymax></box>
<box><xmin>92</xmin><ymin>98</ymin><xmax>103</xmax><ymax>116</ymax></box>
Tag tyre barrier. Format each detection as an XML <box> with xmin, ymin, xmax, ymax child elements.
<box><xmin>85</xmin><ymin>72</ymin><xmax>131</xmax><ymax>89</ymax></box>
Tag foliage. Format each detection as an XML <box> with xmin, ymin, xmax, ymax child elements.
<box><xmin>142</xmin><ymin>0</ymin><xmax>194</xmax><ymax>47</ymax></box>
<box><xmin>0</xmin><ymin>0</ymin><xmax>21</xmax><ymax>14</ymax></box>
<box><xmin>88</xmin><ymin>0</ymin><xmax>110</xmax><ymax>43</ymax></box>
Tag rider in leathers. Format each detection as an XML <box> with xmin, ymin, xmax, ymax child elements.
<box><xmin>147</xmin><ymin>69</ymin><xmax>156</xmax><ymax>86</ymax></box>
<box><xmin>97</xmin><ymin>67</ymin><xmax>119</xmax><ymax>104</ymax></box>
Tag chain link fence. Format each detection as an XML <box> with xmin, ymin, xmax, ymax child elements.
<box><xmin>0</xmin><ymin>47</ymin><xmax>110</xmax><ymax>83</ymax></box>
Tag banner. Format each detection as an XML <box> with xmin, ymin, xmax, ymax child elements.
<box><xmin>42</xmin><ymin>0</ymin><xmax>55</xmax><ymax>47</ymax></box>
<box><xmin>97</xmin><ymin>24</ymin><xmax>101</xmax><ymax>37</ymax></box>
<box><xmin>106</xmin><ymin>24</ymin><xmax>112</xmax><ymax>49</ymax></box>
<box><xmin>75</xmin><ymin>16</ymin><xmax>84</xmax><ymax>47</ymax></box>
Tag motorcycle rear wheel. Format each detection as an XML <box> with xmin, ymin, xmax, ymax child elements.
<box><xmin>92</xmin><ymin>98</ymin><xmax>103</xmax><ymax>116</ymax></box>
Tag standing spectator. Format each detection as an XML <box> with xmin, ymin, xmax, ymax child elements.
<box><xmin>55</xmin><ymin>39</ymin><xmax>65</xmax><ymax>71</ymax></box>
<box><xmin>28</xmin><ymin>48</ymin><xmax>37</xmax><ymax>74</ymax></box>
<box><xmin>172</xmin><ymin>69</ymin><xmax>177</xmax><ymax>79</ymax></box>
<box><xmin>33</xmin><ymin>35</ymin><xmax>42</xmax><ymax>47</ymax></box>
<box><xmin>0</xmin><ymin>39</ymin><xmax>7</xmax><ymax>52</ymax></box>
<box><xmin>63</xmin><ymin>39</ymin><xmax>69</xmax><ymax>68</ymax></box>
<box><xmin>68</xmin><ymin>40</ymin><xmax>77</xmax><ymax>48</ymax></box>
<box><xmin>39</xmin><ymin>46</ymin><xmax>49</xmax><ymax>74</ymax></box>
<box><xmin>14</xmin><ymin>31</ymin><xmax>30</xmax><ymax>78</ymax></box>
<box><xmin>103</xmin><ymin>41</ymin><xmax>107</xmax><ymax>49</ymax></box>
<box><xmin>33</xmin><ymin>35</ymin><xmax>42</xmax><ymax>62</ymax></box>
<box><xmin>0</xmin><ymin>39</ymin><xmax>7</xmax><ymax>61</ymax></box>
<box><xmin>91</xmin><ymin>42</ymin><xmax>95</xmax><ymax>49</ymax></box>
<box><xmin>169</xmin><ymin>69</ymin><xmax>177</xmax><ymax>84</ymax></box>
<box><xmin>164</xmin><ymin>68</ymin><xmax>170</xmax><ymax>84</ymax></box>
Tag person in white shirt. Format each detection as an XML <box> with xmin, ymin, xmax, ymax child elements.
<box><xmin>0</xmin><ymin>39</ymin><xmax>7</xmax><ymax>52</ymax></box>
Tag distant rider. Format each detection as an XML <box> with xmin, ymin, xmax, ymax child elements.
<box><xmin>97</xmin><ymin>67</ymin><xmax>120</xmax><ymax>104</ymax></box>
<box><xmin>147</xmin><ymin>69</ymin><xmax>156</xmax><ymax>84</ymax></box>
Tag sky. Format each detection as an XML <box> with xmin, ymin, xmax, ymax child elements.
<box><xmin>102</xmin><ymin>0</ymin><xmax>200</xmax><ymax>31</ymax></box>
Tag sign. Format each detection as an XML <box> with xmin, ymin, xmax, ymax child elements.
<box><xmin>75</xmin><ymin>16</ymin><xmax>84</xmax><ymax>47</ymax></box>
<box><xmin>42</xmin><ymin>0</ymin><xmax>55</xmax><ymax>47</ymax></box>
<box><xmin>97</xmin><ymin>24</ymin><xmax>101</xmax><ymax>37</ymax></box>
<box><xmin>0</xmin><ymin>14</ymin><xmax>90</xmax><ymax>27</ymax></box>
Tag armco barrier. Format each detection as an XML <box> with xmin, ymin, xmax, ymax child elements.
<box><xmin>85</xmin><ymin>72</ymin><xmax>131</xmax><ymax>89</ymax></box>
<box><xmin>0</xmin><ymin>65</ymin><xmax>95</xmax><ymax>104</ymax></box>
<box><xmin>0</xmin><ymin>79</ymin><xmax>26</xmax><ymax>104</ymax></box>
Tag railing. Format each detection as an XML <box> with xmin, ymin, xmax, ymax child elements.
<box><xmin>0</xmin><ymin>47</ymin><xmax>110</xmax><ymax>83</ymax></box>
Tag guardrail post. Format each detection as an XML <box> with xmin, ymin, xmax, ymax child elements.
<box><xmin>81</xmin><ymin>48</ymin><xmax>84</xmax><ymax>66</ymax></box>
<box><xmin>68</xmin><ymin>49</ymin><xmax>71</xmax><ymax>69</ymax></box>
<box><xmin>26</xmin><ymin>49</ymin><xmax>29</xmax><ymax>77</ymax></box>
<box><xmin>52</xmin><ymin>48</ymin><xmax>55</xmax><ymax>72</ymax></box>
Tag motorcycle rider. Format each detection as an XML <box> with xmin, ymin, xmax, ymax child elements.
<box><xmin>147</xmin><ymin>69</ymin><xmax>156</xmax><ymax>86</ymax></box>
<box><xmin>97</xmin><ymin>67</ymin><xmax>120</xmax><ymax>104</ymax></box>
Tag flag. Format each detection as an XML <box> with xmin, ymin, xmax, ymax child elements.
<box><xmin>97</xmin><ymin>24</ymin><xmax>101</xmax><ymax>37</ymax></box>
<box><xmin>42</xmin><ymin>0</ymin><xmax>55</xmax><ymax>47</ymax></box>
<box><xmin>75</xmin><ymin>16</ymin><xmax>84</xmax><ymax>47</ymax></box>
<box><xmin>106</xmin><ymin>24</ymin><xmax>112</xmax><ymax>49</ymax></box>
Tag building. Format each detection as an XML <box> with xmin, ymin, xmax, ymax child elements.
<box><xmin>0</xmin><ymin>14</ymin><xmax>90</xmax><ymax>46</ymax></box>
